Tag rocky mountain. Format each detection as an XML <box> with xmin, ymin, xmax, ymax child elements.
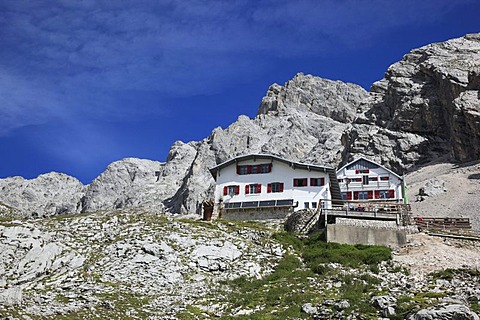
<box><xmin>0</xmin><ymin>33</ymin><xmax>479</xmax><ymax>218</ymax></box>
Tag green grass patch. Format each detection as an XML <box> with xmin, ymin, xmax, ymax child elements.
<box><xmin>302</xmin><ymin>233</ymin><xmax>391</xmax><ymax>271</ymax></box>
<box><xmin>430</xmin><ymin>268</ymin><xmax>480</xmax><ymax>281</ymax></box>
<box><xmin>197</xmin><ymin>231</ymin><xmax>392</xmax><ymax>319</ymax></box>
<box><xmin>470</xmin><ymin>302</ymin><xmax>480</xmax><ymax>314</ymax></box>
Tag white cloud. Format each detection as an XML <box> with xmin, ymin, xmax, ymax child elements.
<box><xmin>0</xmin><ymin>0</ymin><xmax>475</xmax><ymax>136</ymax></box>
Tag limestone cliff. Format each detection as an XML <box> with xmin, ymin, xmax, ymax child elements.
<box><xmin>0</xmin><ymin>33</ymin><xmax>479</xmax><ymax>217</ymax></box>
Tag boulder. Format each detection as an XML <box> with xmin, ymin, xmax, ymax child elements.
<box><xmin>407</xmin><ymin>304</ymin><xmax>479</xmax><ymax>320</ymax></box>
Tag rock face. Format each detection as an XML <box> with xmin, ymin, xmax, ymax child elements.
<box><xmin>0</xmin><ymin>173</ymin><xmax>84</xmax><ymax>218</ymax></box>
<box><xmin>0</xmin><ymin>34</ymin><xmax>479</xmax><ymax>217</ymax></box>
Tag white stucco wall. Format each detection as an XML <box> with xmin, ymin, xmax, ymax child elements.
<box><xmin>214</xmin><ymin>158</ymin><xmax>332</xmax><ymax>210</ymax></box>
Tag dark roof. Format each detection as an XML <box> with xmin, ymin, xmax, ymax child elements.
<box><xmin>208</xmin><ymin>153</ymin><xmax>335</xmax><ymax>179</ymax></box>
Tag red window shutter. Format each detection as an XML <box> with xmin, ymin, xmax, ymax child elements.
<box><xmin>320</xmin><ymin>178</ymin><xmax>325</xmax><ymax>186</ymax></box>
<box><xmin>258</xmin><ymin>184</ymin><xmax>262</xmax><ymax>193</ymax></box>
<box><xmin>245</xmin><ymin>185</ymin><xmax>250</xmax><ymax>194</ymax></box>
<box><xmin>389</xmin><ymin>189</ymin><xmax>395</xmax><ymax>198</ymax></box>
<box><xmin>355</xmin><ymin>169</ymin><xmax>359</xmax><ymax>174</ymax></box>
<box><xmin>257</xmin><ymin>165</ymin><xmax>261</xmax><ymax>173</ymax></box>
<box><xmin>235</xmin><ymin>185</ymin><xmax>240</xmax><ymax>195</ymax></box>
<box><xmin>374</xmin><ymin>190</ymin><xmax>380</xmax><ymax>199</ymax></box>
<box><xmin>310</xmin><ymin>178</ymin><xmax>315</xmax><ymax>186</ymax></box>
<box><xmin>368</xmin><ymin>191</ymin><xmax>373</xmax><ymax>199</ymax></box>
<box><xmin>353</xmin><ymin>191</ymin><xmax>359</xmax><ymax>200</ymax></box>
<box><xmin>293</xmin><ymin>179</ymin><xmax>298</xmax><ymax>187</ymax></box>
<box><xmin>303</xmin><ymin>178</ymin><xmax>307</xmax><ymax>186</ymax></box>
<box><xmin>268</xmin><ymin>164</ymin><xmax>272</xmax><ymax>172</ymax></box>
<box><xmin>365</xmin><ymin>169</ymin><xmax>370</xmax><ymax>173</ymax></box>
<box><xmin>267</xmin><ymin>184</ymin><xmax>272</xmax><ymax>193</ymax></box>
<box><xmin>236</xmin><ymin>166</ymin><xmax>240</xmax><ymax>174</ymax></box>
<box><xmin>280</xmin><ymin>183</ymin><xmax>284</xmax><ymax>192</ymax></box>
<box><xmin>347</xmin><ymin>192</ymin><xmax>352</xmax><ymax>200</ymax></box>
<box><xmin>223</xmin><ymin>186</ymin><xmax>228</xmax><ymax>196</ymax></box>
<box><xmin>247</xmin><ymin>165</ymin><xmax>252</xmax><ymax>174</ymax></box>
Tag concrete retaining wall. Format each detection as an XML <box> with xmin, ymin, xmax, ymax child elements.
<box><xmin>327</xmin><ymin>224</ymin><xmax>407</xmax><ymax>248</ymax></box>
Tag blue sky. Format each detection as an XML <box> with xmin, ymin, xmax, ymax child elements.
<box><xmin>1</xmin><ymin>0</ymin><xmax>479</xmax><ymax>184</ymax></box>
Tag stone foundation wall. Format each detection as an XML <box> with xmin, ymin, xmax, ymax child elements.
<box><xmin>221</xmin><ymin>208</ymin><xmax>292</xmax><ymax>221</ymax></box>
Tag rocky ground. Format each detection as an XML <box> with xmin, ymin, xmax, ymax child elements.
<box><xmin>1</xmin><ymin>211</ymin><xmax>480</xmax><ymax>319</ymax></box>
<box><xmin>0</xmin><ymin>211</ymin><xmax>284</xmax><ymax>319</ymax></box>
<box><xmin>407</xmin><ymin>159</ymin><xmax>480</xmax><ymax>230</ymax></box>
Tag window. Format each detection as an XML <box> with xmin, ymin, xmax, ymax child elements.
<box><xmin>293</xmin><ymin>178</ymin><xmax>308</xmax><ymax>187</ymax></box>
<box><xmin>310</xmin><ymin>178</ymin><xmax>325</xmax><ymax>186</ymax></box>
<box><xmin>338</xmin><ymin>179</ymin><xmax>344</xmax><ymax>183</ymax></box>
<box><xmin>245</xmin><ymin>184</ymin><xmax>261</xmax><ymax>194</ymax></box>
<box><xmin>223</xmin><ymin>185</ymin><xmax>240</xmax><ymax>196</ymax></box>
<box><xmin>267</xmin><ymin>182</ymin><xmax>284</xmax><ymax>193</ymax></box>
<box><xmin>342</xmin><ymin>192</ymin><xmax>352</xmax><ymax>201</ymax></box>
<box><xmin>237</xmin><ymin>163</ymin><xmax>272</xmax><ymax>175</ymax></box>
<box><xmin>376</xmin><ymin>190</ymin><xmax>395</xmax><ymax>199</ymax></box>
<box><xmin>369</xmin><ymin>177</ymin><xmax>378</xmax><ymax>181</ymax></box>
<box><xmin>355</xmin><ymin>169</ymin><xmax>370</xmax><ymax>174</ymax></box>
<box><xmin>261</xmin><ymin>164</ymin><xmax>271</xmax><ymax>173</ymax></box>
<box><xmin>304</xmin><ymin>202</ymin><xmax>309</xmax><ymax>209</ymax></box>
<box><xmin>362</xmin><ymin>176</ymin><xmax>369</xmax><ymax>185</ymax></box>
<box><xmin>311</xmin><ymin>202</ymin><xmax>317</xmax><ymax>209</ymax></box>
<box><xmin>380</xmin><ymin>176</ymin><xmax>390</xmax><ymax>181</ymax></box>
<box><xmin>238</xmin><ymin>166</ymin><xmax>248</xmax><ymax>175</ymax></box>
<box><xmin>354</xmin><ymin>191</ymin><xmax>373</xmax><ymax>200</ymax></box>
<box><xmin>350</xmin><ymin>177</ymin><xmax>362</xmax><ymax>182</ymax></box>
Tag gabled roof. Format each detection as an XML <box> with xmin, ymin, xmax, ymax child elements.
<box><xmin>209</xmin><ymin>153</ymin><xmax>335</xmax><ymax>179</ymax></box>
<box><xmin>336</xmin><ymin>156</ymin><xmax>402</xmax><ymax>179</ymax></box>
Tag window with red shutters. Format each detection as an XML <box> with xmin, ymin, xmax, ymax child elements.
<box><xmin>246</xmin><ymin>184</ymin><xmax>261</xmax><ymax>194</ymax></box>
<box><xmin>310</xmin><ymin>178</ymin><xmax>325</xmax><ymax>186</ymax></box>
<box><xmin>380</xmin><ymin>176</ymin><xmax>390</xmax><ymax>181</ymax></box>
<box><xmin>293</xmin><ymin>178</ymin><xmax>307</xmax><ymax>187</ymax></box>
<box><xmin>353</xmin><ymin>191</ymin><xmax>359</xmax><ymax>200</ymax></box>
<box><xmin>223</xmin><ymin>186</ymin><xmax>228</xmax><ymax>196</ymax></box>
<box><xmin>374</xmin><ymin>190</ymin><xmax>380</xmax><ymax>199</ymax></box>
<box><xmin>368</xmin><ymin>191</ymin><xmax>373</xmax><ymax>199</ymax></box>
<box><xmin>347</xmin><ymin>192</ymin><xmax>352</xmax><ymax>200</ymax></box>
<box><xmin>245</xmin><ymin>185</ymin><xmax>250</xmax><ymax>194</ymax></box>
<box><xmin>268</xmin><ymin>182</ymin><xmax>284</xmax><ymax>193</ymax></box>
<box><xmin>237</xmin><ymin>163</ymin><xmax>272</xmax><ymax>175</ymax></box>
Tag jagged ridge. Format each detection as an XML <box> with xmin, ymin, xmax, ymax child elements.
<box><xmin>0</xmin><ymin>33</ymin><xmax>479</xmax><ymax>217</ymax></box>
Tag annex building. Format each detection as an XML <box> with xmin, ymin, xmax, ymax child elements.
<box><xmin>336</xmin><ymin>157</ymin><xmax>405</xmax><ymax>203</ymax></box>
<box><xmin>208</xmin><ymin>154</ymin><xmax>342</xmax><ymax>219</ymax></box>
